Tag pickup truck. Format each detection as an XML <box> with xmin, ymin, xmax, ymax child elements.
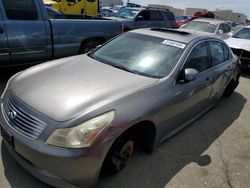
<box><xmin>0</xmin><ymin>0</ymin><xmax>122</xmax><ymax>67</ymax></box>
<box><xmin>108</xmin><ymin>7</ymin><xmax>177</xmax><ymax>31</ymax></box>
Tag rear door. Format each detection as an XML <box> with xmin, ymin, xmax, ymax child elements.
<box><xmin>0</xmin><ymin>6</ymin><xmax>9</xmax><ymax>66</ymax></box>
<box><xmin>208</xmin><ymin>40</ymin><xmax>234</xmax><ymax>102</ymax></box>
<box><xmin>149</xmin><ymin>10</ymin><xmax>165</xmax><ymax>27</ymax></box>
<box><xmin>1</xmin><ymin>0</ymin><xmax>49</xmax><ymax>65</ymax></box>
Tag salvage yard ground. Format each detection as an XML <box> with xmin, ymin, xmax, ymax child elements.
<box><xmin>0</xmin><ymin>69</ymin><xmax>250</xmax><ymax>188</ymax></box>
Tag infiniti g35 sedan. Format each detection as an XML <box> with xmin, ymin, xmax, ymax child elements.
<box><xmin>0</xmin><ymin>28</ymin><xmax>240</xmax><ymax>188</ymax></box>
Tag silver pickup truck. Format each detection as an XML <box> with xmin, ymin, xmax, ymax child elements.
<box><xmin>0</xmin><ymin>0</ymin><xmax>122</xmax><ymax>67</ymax></box>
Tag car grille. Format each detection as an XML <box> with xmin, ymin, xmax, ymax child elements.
<box><xmin>2</xmin><ymin>94</ymin><xmax>47</xmax><ymax>139</ymax></box>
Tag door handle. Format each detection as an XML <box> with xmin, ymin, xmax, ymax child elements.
<box><xmin>205</xmin><ymin>78</ymin><xmax>211</xmax><ymax>82</ymax></box>
<box><xmin>0</xmin><ymin>28</ymin><xmax>4</xmax><ymax>34</ymax></box>
<box><xmin>205</xmin><ymin>78</ymin><xmax>211</xmax><ymax>86</ymax></box>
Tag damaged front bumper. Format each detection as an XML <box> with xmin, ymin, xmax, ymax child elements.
<box><xmin>232</xmin><ymin>48</ymin><xmax>250</xmax><ymax>70</ymax></box>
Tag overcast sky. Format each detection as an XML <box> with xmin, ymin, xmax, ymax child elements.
<box><xmin>127</xmin><ymin>0</ymin><xmax>249</xmax><ymax>19</ymax></box>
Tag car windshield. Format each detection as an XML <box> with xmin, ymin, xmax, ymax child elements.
<box><xmin>90</xmin><ymin>33</ymin><xmax>185</xmax><ymax>78</ymax></box>
<box><xmin>176</xmin><ymin>16</ymin><xmax>189</xmax><ymax>21</ymax></box>
<box><xmin>182</xmin><ymin>21</ymin><xmax>217</xmax><ymax>33</ymax></box>
<box><xmin>116</xmin><ymin>8</ymin><xmax>139</xmax><ymax>19</ymax></box>
<box><xmin>233</xmin><ymin>28</ymin><xmax>250</xmax><ymax>40</ymax></box>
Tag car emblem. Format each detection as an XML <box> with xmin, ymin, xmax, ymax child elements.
<box><xmin>8</xmin><ymin>110</ymin><xmax>17</xmax><ymax>120</ymax></box>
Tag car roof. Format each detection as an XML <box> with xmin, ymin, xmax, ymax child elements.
<box><xmin>191</xmin><ymin>18</ymin><xmax>228</xmax><ymax>24</ymax></box>
<box><xmin>130</xmin><ymin>28</ymin><xmax>218</xmax><ymax>44</ymax></box>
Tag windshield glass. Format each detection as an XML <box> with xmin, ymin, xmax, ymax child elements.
<box><xmin>233</xmin><ymin>28</ymin><xmax>250</xmax><ymax>40</ymax></box>
<box><xmin>182</xmin><ymin>21</ymin><xmax>217</xmax><ymax>33</ymax></box>
<box><xmin>116</xmin><ymin>8</ymin><xmax>139</xmax><ymax>19</ymax></box>
<box><xmin>90</xmin><ymin>33</ymin><xmax>185</xmax><ymax>78</ymax></box>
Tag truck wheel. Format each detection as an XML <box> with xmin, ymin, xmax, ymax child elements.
<box><xmin>79</xmin><ymin>41</ymin><xmax>101</xmax><ymax>54</ymax></box>
<box><xmin>105</xmin><ymin>136</ymin><xmax>134</xmax><ymax>174</ymax></box>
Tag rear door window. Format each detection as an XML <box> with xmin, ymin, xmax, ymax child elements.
<box><xmin>223</xmin><ymin>44</ymin><xmax>230</xmax><ymax>61</ymax></box>
<box><xmin>2</xmin><ymin>0</ymin><xmax>38</xmax><ymax>20</ymax></box>
<box><xmin>137</xmin><ymin>10</ymin><xmax>150</xmax><ymax>21</ymax></box>
<box><xmin>208</xmin><ymin>41</ymin><xmax>225</xmax><ymax>66</ymax></box>
<box><xmin>150</xmin><ymin>11</ymin><xmax>163</xmax><ymax>21</ymax></box>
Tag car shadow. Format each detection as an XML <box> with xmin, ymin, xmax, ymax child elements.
<box><xmin>98</xmin><ymin>92</ymin><xmax>246</xmax><ymax>188</ymax></box>
<box><xmin>0</xmin><ymin>92</ymin><xmax>246</xmax><ymax>188</ymax></box>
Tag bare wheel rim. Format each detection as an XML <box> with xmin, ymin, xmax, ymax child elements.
<box><xmin>112</xmin><ymin>140</ymin><xmax>134</xmax><ymax>172</ymax></box>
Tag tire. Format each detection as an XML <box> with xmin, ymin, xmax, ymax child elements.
<box><xmin>79</xmin><ymin>41</ymin><xmax>101</xmax><ymax>54</ymax></box>
<box><xmin>104</xmin><ymin>136</ymin><xmax>134</xmax><ymax>174</ymax></box>
<box><xmin>224</xmin><ymin>75</ymin><xmax>239</xmax><ymax>97</ymax></box>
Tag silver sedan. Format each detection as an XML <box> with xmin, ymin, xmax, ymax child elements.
<box><xmin>0</xmin><ymin>28</ymin><xmax>240</xmax><ymax>188</ymax></box>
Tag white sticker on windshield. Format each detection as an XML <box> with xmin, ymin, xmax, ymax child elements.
<box><xmin>162</xmin><ymin>40</ymin><xmax>186</xmax><ymax>49</ymax></box>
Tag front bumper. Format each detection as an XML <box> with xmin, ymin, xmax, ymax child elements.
<box><xmin>0</xmin><ymin>100</ymin><xmax>113</xmax><ymax>188</ymax></box>
<box><xmin>232</xmin><ymin>48</ymin><xmax>250</xmax><ymax>71</ymax></box>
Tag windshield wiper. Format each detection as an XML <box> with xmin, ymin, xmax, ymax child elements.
<box><xmin>111</xmin><ymin>64</ymin><xmax>139</xmax><ymax>74</ymax></box>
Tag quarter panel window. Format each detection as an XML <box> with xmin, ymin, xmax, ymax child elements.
<box><xmin>209</xmin><ymin>41</ymin><xmax>225</xmax><ymax>66</ymax></box>
<box><xmin>2</xmin><ymin>0</ymin><xmax>38</xmax><ymax>20</ymax></box>
<box><xmin>184</xmin><ymin>42</ymin><xmax>210</xmax><ymax>72</ymax></box>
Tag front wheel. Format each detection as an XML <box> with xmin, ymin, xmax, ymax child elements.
<box><xmin>104</xmin><ymin>136</ymin><xmax>134</xmax><ymax>174</ymax></box>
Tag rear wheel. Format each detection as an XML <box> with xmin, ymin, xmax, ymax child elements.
<box><xmin>224</xmin><ymin>75</ymin><xmax>239</xmax><ymax>97</ymax></box>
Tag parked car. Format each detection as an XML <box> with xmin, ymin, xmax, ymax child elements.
<box><xmin>0</xmin><ymin>0</ymin><xmax>122</xmax><ymax>68</ymax></box>
<box><xmin>176</xmin><ymin>16</ymin><xmax>192</xmax><ymax>28</ymax></box>
<box><xmin>112</xmin><ymin>5</ymin><xmax>125</xmax><ymax>13</ymax></box>
<box><xmin>108</xmin><ymin>7</ymin><xmax>177</xmax><ymax>31</ymax></box>
<box><xmin>100</xmin><ymin>7</ymin><xmax>116</xmax><ymax>17</ymax></box>
<box><xmin>181</xmin><ymin>18</ymin><xmax>232</xmax><ymax>39</ymax></box>
<box><xmin>0</xmin><ymin>28</ymin><xmax>240</xmax><ymax>188</ymax></box>
<box><xmin>225</xmin><ymin>26</ymin><xmax>250</xmax><ymax>70</ymax></box>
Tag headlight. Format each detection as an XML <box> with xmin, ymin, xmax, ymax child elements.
<box><xmin>46</xmin><ymin>111</ymin><xmax>115</xmax><ymax>148</ymax></box>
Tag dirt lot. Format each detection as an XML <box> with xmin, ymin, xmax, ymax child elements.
<box><xmin>0</xmin><ymin>70</ymin><xmax>250</xmax><ymax>188</ymax></box>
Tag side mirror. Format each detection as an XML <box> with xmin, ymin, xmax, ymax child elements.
<box><xmin>184</xmin><ymin>68</ymin><xmax>198</xmax><ymax>82</ymax></box>
<box><xmin>228</xmin><ymin>32</ymin><xmax>233</xmax><ymax>37</ymax></box>
<box><xmin>218</xmin><ymin>29</ymin><xmax>224</xmax><ymax>34</ymax></box>
<box><xmin>136</xmin><ymin>15</ymin><xmax>144</xmax><ymax>21</ymax></box>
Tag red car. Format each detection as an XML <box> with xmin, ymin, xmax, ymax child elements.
<box><xmin>176</xmin><ymin>16</ymin><xmax>193</xmax><ymax>28</ymax></box>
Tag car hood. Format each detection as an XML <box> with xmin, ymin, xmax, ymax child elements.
<box><xmin>225</xmin><ymin>37</ymin><xmax>250</xmax><ymax>52</ymax></box>
<box><xmin>10</xmin><ymin>55</ymin><xmax>157</xmax><ymax>122</ymax></box>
